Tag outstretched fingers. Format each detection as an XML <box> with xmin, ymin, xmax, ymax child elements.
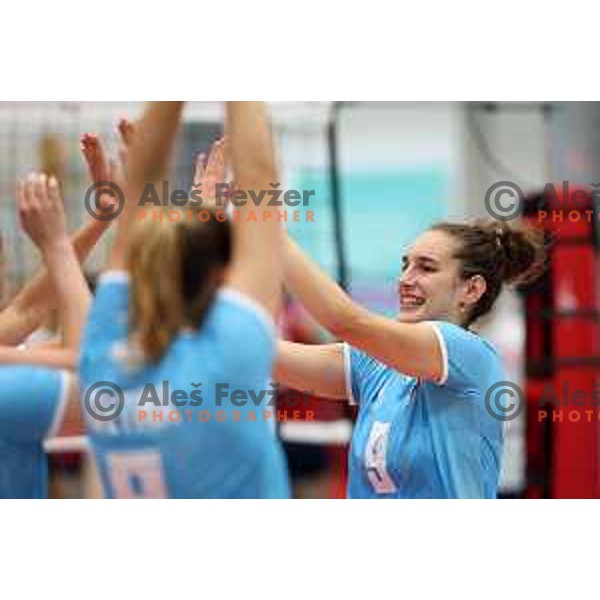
<box><xmin>80</xmin><ymin>133</ymin><xmax>110</xmax><ymax>183</ymax></box>
<box><xmin>17</xmin><ymin>173</ymin><xmax>68</xmax><ymax>250</ymax></box>
<box><xmin>204</xmin><ymin>136</ymin><xmax>226</xmax><ymax>179</ymax></box>
<box><xmin>118</xmin><ymin>118</ymin><xmax>135</xmax><ymax>147</ymax></box>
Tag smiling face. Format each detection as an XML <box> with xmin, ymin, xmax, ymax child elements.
<box><xmin>397</xmin><ymin>229</ymin><xmax>483</xmax><ymax>325</ymax></box>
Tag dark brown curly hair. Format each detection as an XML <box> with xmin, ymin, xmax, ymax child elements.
<box><xmin>430</xmin><ymin>219</ymin><xmax>547</xmax><ymax>326</ymax></box>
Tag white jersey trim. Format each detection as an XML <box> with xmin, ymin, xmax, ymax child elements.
<box><xmin>427</xmin><ymin>322</ymin><xmax>449</xmax><ymax>386</ymax></box>
<box><xmin>342</xmin><ymin>343</ymin><xmax>357</xmax><ymax>405</ymax></box>
<box><xmin>98</xmin><ymin>270</ymin><xmax>130</xmax><ymax>285</ymax></box>
<box><xmin>46</xmin><ymin>370</ymin><xmax>72</xmax><ymax>440</ymax></box>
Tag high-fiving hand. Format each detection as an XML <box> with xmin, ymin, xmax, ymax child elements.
<box><xmin>80</xmin><ymin>133</ymin><xmax>111</xmax><ymax>184</ymax></box>
<box><xmin>191</xmin><ymin>137</ymin><xmax>234</xmax><ymax>207</ymax></box>
<box><xmin>17</xmin><ymin>173</ymin><xmax>68</xmax><ymax>253</ymax></box>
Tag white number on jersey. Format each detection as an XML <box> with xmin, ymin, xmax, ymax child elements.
<box><xmin>106</xmin><ymin>450</ymin><xmax>168</xmax><ymax>498</ymax></box>
<box><xmin>364</xmin><ymin>421</ymin><xmax>397</xmax><ymax>494</ymax></box>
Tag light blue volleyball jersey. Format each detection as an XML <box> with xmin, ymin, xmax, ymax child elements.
<box><xmin>0</xmin><ymin>365</ymin><xmax>69</xmax><ymax>498</ymax></box>
<box><xmin>344</xmin><ymin>322</ymin><xmax>504</xmax><ymax>499</ymax></box>
<box><xmin>79</xmin><ymin>272</ymin><xmax>290</xmax><ymax>499</ymax></box>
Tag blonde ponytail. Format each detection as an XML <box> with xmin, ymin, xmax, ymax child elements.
<box><xmin>127</xmin><ymin>207</ymin><xmax>231</xmax><ymax>363</ymax></box>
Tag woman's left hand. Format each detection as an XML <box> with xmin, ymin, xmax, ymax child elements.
<box><xmin>17</xmin><ymin>173</ymin><xmax>69</xmax><ymax>252</ymax></box>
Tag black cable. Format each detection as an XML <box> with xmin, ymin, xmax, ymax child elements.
<box><xmin>327</xmin><ymin>101</ymin><xmax>349</xmax><ymax>291</ymax></box>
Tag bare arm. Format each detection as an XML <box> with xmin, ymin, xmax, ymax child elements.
<box><xmin>274</xmin><ymin>341</ymin><xmax>347</xmax><ymax>400</ymax></box>
<box><xmin>108</xmin><ymin>102</ymin><xmax>184</xmax><ymax>270</ymax></box>
<box><xmin>284</xmin><ymin>237</ymin><xmax>443</xmax><ymax>382</ymax></box>
<box><xmin>127</xmin><ymin>103</ymin><xmax>183</xmax><ymax>189</ymax></box>
<box><xmin>0</xmin><ymin>134</ymin><xmax>116</xmax><ymax>347</ymax></box>
<box><xmin>1</xmin><ymin>174</ymin><xmax>91</xmax><ymax>368</ymax></box>
<box><xmin>0</xmin><ymin>218</ymin><xmax>108</xmax><ymax>346</ymax></box>
<box><xmin>0</xmin><ymin>345</ymin><xmax>77</xmax><ymax>369</ymax></box>
<box><xmin>225</xmin><ymin>102</ymin><xmax>283</xmax><ymax>318</ymax></box>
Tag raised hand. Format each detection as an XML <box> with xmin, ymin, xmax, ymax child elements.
<box><xmin>117</xmin><ymin>118</ymin><xmax>135</xmax><ymax>176</ymax></box>
<box><xmin>118</xmin><ymin>117</ymin><xmax>135</xmax><ymax>146</ymax></box>
<box><xmin>81</xmin><ymin>133</ymin><xmax>110</xmax><ymax>184</ymax></box>
<box><xmin>17</xmin><ymin>173</ymin><xmax>68</xmax><ymax>253</ymax></box>
<box><xmin>81</xmin><ymin>132</ymin><xmax>122</xmax><ymax>217</ymax></box>
<box><xmin>16</xmin><ymin>172</ymin><xmax>90</xmax><ymax>361</ymax></box>
<box><xmin>191</xmin><ymin>137</ymin><xmax>233</xmax><ymax>206</ymax></box>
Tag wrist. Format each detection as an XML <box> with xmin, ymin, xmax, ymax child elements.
<box><xmin>40</xmin><ymin>237</ymin><xmax>74</xmax><ymax>259</ymax></box>
<box><xmin>86</xmin><ymin>215</ymin><xmax>113</xmax><ymax>233</ymax></box>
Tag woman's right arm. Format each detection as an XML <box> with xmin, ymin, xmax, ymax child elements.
<box><xmin>224</xmin><ymin>102</ymin><xmax>283</xmax><ymax>319</ymax></box>
<box><xmin>0</xmin><ymin>135</ymin><xmax>114</xmax><ymax>347</ymax></box>
<box><xmin>108</xmin><ymin>102</ymin><xmax>184</xmax><ymax>271</ymax></box>
<box><xmin>0</xmin><ymin>218</ymin><xmax>108</xmax><ymax>347</ymax></box>
<box><xmin>274</xmin><ymin>342</ymin><xmax>348</xmax><ymax>401</ymax></box>
<box><xmin>0</xmin><ymin>173</ymin><xmax>91</xmax><ymax>370</ymax></box>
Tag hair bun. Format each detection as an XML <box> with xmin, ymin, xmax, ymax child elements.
<box><xmin>483</xmin><ymin>221</ymin><xmax>546</xmax><ymax>285</ymax></box>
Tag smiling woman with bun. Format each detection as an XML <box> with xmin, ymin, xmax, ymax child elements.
<box><xmin>275</xmin><ymin>218</ymin><xmax>546</xmax><ymax>498</ymax></box>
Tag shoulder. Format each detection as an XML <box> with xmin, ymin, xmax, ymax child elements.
<box><xmin>194</xmin><ymin>287</ymin><xmax>277</xmax><ymax>373</ymax></box>
<box><xmin>0</xmin><ymin>363</ymin><xmax>66</xmax><ymax>390</ymax></box>
<box><xmin>425</xmin><ymin>321</ymin><xmax>502</xmax><ymax>388</ymax></box>
<box><xmin>207</xmin><ymin>286</ymin><xmax>275</xmax><ymax>343</ymax></box>
<box><xmin>343</xmin><ymin>343</ymin><xmax>394</xmax><ymax>405</ymax></box>
<box><xmin>0</xmin><ymin>365</ymin><xmax>71</xmax><ymax>441</ymax></box>
<box><xmin>428</xmin><ymin>320</ymin><xmax>499</xmax><ymax>357</ymax></box>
